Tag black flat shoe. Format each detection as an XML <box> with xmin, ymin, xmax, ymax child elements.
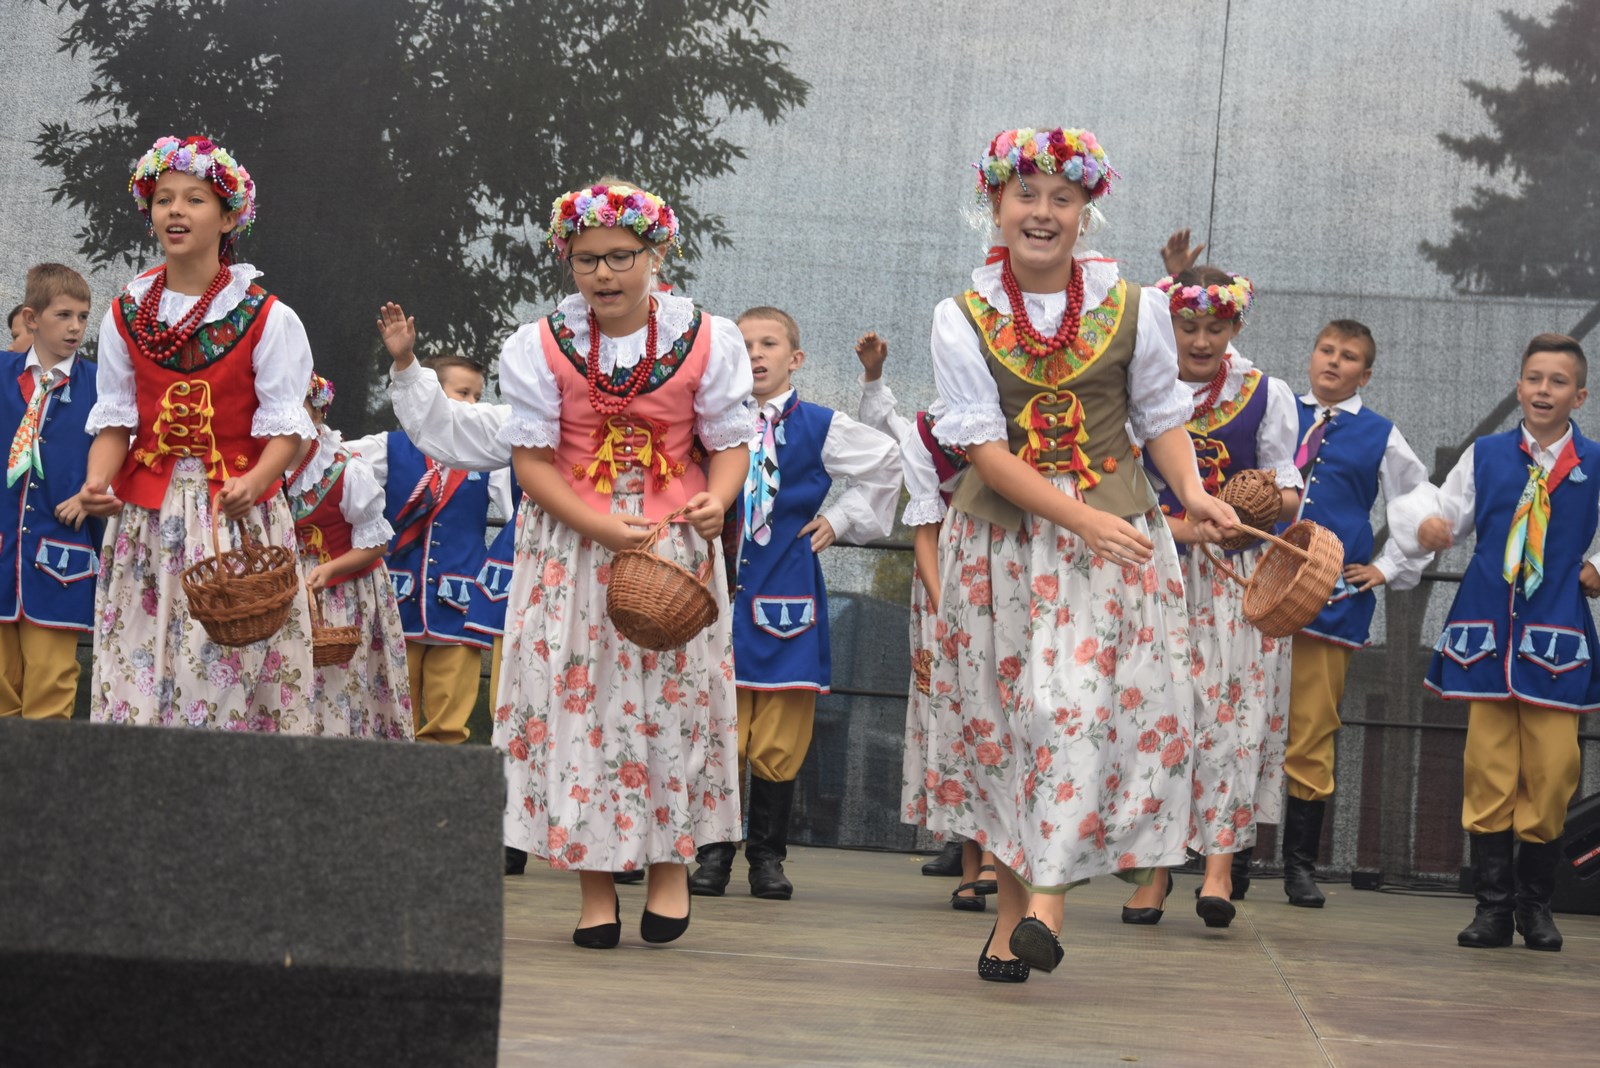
<box><xmin>921</xmin><ymin>839</ymin><xmax>964</xmax><ymax>877</ymax></box>
<box><xmin>1196</xmin><ymin>895</ymin><xmax>1237</xmax><ymax>928</ymax></box>
<box><xmin>973</xmin><ymin>863</ymin><xmax>999</xmax><ymax>896</ymax></box>
<box><xmin>504</xmin><ymin>846</ymin><xmax>527</xmax><ymax>876</ymax></box>
<box><xmin>950</xmin><ymin>882</ymin><xmax>987</xmax><ymax>912</ymax></box>
<box><xmin>978</xmin><ymin>923</ymin><xmax>1030</xmax><ymax>983</ymax></box>
<box><xmin>1007</xmin><ymin>916</ymin><xmax>1064</xmax><ymax>973</ymax></box>
<box><xmin>573</xmin><ymin>894</ymin><xmax>621</xmax><ymax>950</ymax></box>
<box><xmin>640</xmin><ymin>898</ymin><xmax>691</xmax><ymax>944</ymax></box>
<box><xmin>612</xmin><ymin>869</ymin><xmax>644</xmax><ymax>885</ymax></box>
<box><xmin>1122</xmin><ymin>870</ymin><xmax>1173</xmax><ymax>925</ymax></box>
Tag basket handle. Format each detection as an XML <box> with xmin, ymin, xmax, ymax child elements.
<box><xmin>640</xmin><ymin>504</ymin><xmax>720</xmax><ymax>591</ymax></box>
<box><xmin>305</xmin><ymin>579</ymin><xmax>325</xmax><ymax>630</ymax></box>
<box><xmin>1199</xmin><ymin>520</ymin><xmax>1315</xmax><ymax>589</ymax></box>
<box><xmin>1200</xmin><ymin>542</ymin><xmax>1251</xmax><ymax>589</ymax></box>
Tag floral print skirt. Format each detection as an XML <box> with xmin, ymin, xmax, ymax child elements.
<box><xmin>90</xmin><ymin>461</ymin><xmax>316</xmax><ymax>733</ymax></box>
<box><xmin>926</xmin><ymin>496</ymin><xmax>1195</xmax><ymax>889</ymax></box>
<box><xmin>303</xmin><ymin>558</ymin><xmax>414</xmax><ymax>741</ymax></box>
<box><xmin>900</xmin><ymin>576</ymin><xmax>937</xmax><ymax>830</ymax></box>
<box><xmin>1181</xmin><ymin>544</ymin><xmax>1291</xmax><ymax>854</ymax></box>
<box><xmin>495</xmin><ymin>471</ymin><xmax>741</xmax><ymax>871</ymax></box>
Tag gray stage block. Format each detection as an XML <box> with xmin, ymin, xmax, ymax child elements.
<box><xmin>0</xmin><ymin>720</ymin><xmax>504</xmax><ymax>1067</ymax></box>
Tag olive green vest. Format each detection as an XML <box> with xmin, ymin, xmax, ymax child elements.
<box><xmin>948</xmin><ymin>279</ymin><xmax>1158</xmax><ymax>529</ymax></box>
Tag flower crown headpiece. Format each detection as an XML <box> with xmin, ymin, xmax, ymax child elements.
<box><xmin>306</xmin><ymin>372</ymin><xmax>336</xmax><ymax>410</ymax></box>
<box><xmin>547</xmin><ymin>184</ymin><xmax>679</xmax><ymax>257</ymax></box>
<box><xmin>976</xmin><ymin>127</ymin><xmax>1118</xmax><ymax>202</ymax></box>
<box><xmin>130</xmin><ymin>135</ymin><xmax>256</xmax><ymax>234</ymax></box>
<box><xmin>1156</xmin><ymin>273</ymin><xmax>1255</xmax><ymax>322</ymax></box>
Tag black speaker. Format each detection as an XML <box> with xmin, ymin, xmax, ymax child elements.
<box><xmin>1554</xmin><ymin>790</ymin><xmax>1600</xmax><ymax>916</ymax></box>
<box><xmin>0</xmin><ymin>720</ymin><xmax>505</xmax><ymax>1067</ymax></box>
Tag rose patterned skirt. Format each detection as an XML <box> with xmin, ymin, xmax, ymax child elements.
<box><xmin>303</xmin><ymin>557</ymin><xmax>414</xmax><ymax>741</ymax></box>
<box><xmin>495</xmin><ymin>470</ymin><xmax>741</xmax><ymax>871</ymax></box>
<box><xmin>1180</xmin><ymin>544</ymin><xmax>1291</xmax><ymax>854</ymax></box>
<box><xmin>926</xmin><ymin>493</ymin><xmax>1195</xmax><ymax>889</ymax></box>
<box><xmin>900</xmin><ymin>576</ymin><xmax>937</xmax><ymax>830</ymax></box>
<box><xmin>90</xmin><ymin>460</ymin><xmax>316</xmax><ymax>733</ymax></box>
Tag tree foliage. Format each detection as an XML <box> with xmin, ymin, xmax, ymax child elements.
<box><xmin>1420</xmin><ymin>0</ymin><xmax>1600</xmax><ymax>299</ymax></box>
<box><xmin>32</xmin><ymin>0</ymin><xmax>807</xmax><ymax>431</ymax></box>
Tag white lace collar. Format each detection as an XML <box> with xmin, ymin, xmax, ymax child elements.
<box><xmin>969</xmin><ymin>251</ymin><xmax>1121</xmax><ymax>322</ymax></box>
<box><xmin>555</xmin><ymin>291</ymin><xmax>697</xmax><ymax>374</ymax></box>
<box><xmin>1186</xmin><ymin>345</ymin><xmax>1256</xmax><ymax>402</ymax></box>
<box><xmin>124</xmin><ymin>263</ymin><xmax>263</xmax><ymax>325</ymax></box>
<box><xmin>290</xmin><ymin>424</ymin><xmax>345</xmax><ymax>496</ymax></box>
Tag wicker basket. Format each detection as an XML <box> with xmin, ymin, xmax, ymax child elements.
<box><xmin>1202</xmin><ymin>520</ymin><xmax>1345</xmax><ymax>638</ymax></box>
<box><xmin>1215</xmin><ymin>468</ymin><xmax>1282</xmax><ymax>551</ymax></box>
<box><xmin>308</xmin><ymin>585</ymin><xmax>362</xmax><ymax>667</ymax></box>
<box><xmin>911</xmin><ymin>648</ymin><xmax>933</xmax><ymax>696</ymax></box>
<box><xmin>181</xmin><ymin>493</ymin><xmax>300</xmax><ymax>647</ymax></box>
<box><xmin>606</xmin><ymin>508</ymin><xmax>719</xmax><ymax>651</ymax></box>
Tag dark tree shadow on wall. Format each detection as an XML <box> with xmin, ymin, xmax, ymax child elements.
<box><xmin>27</xmin><ymin>0</ymin><xmax>809</xmax><ymax>433</ymax></box>
<box><xmin>1420</xmin><ymin>0</ymin><xmax>1600</xmax><ymax>471</ymax></box>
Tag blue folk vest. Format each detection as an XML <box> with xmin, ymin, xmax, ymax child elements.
<box><xmin>1425</xmin><ymin>426</ymin><xmax>1600</xmax><ymax>712</ymax></box>
<box><xmin>0</xmin><ymin>352</ymin><xmax>102</xmax><ymax>631</ymax></box>
<box><xmin>383</xmin><ymin>431</ymin><xmax>491</xmax><ymax>647</ymax></box>
<box><xmin>466</xmin><ymin>483</ymin><xmax>522</xmax><ymax>640</ymax></box>
<box><xmin>732</xmin><ymin>394</ymin><xmax>834</xmax><ymax>691</ymax></box>
<box><xmin>1292</xmin><ymin>399</ymin><xmax>1391</xmax><ymax>647</ymax></box>
<box><xmin>1147</xmin><ymin>368</ymin><xmax>1270</xmax><ymax>557</ymax></box>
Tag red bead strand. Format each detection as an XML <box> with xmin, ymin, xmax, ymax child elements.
<box><xmin>1001</xmin><ymin>258</ymin><xmax>1086</xmax><ymax>359</ymax></box>
<box><xmin>1190</xmin><ymin>355</ymin><xmax>1233</xmax><ymax>418</ymax></box>
<box><xmin>129</xmin><ymin>263</ymin><xmax>232</xmax><ymax>363</ymax></box>
<box><xmin>585</xmin><ymin>303</ymin><xmax>658</xmax><ymax>416</ymax></box>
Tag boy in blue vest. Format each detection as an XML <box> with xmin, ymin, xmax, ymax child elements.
<box><xmin>0</xmin><ymin>264</ymin><xmax>101</xmax><ymax>720</ymax></box>
<box><xmin>1281</xmin><ymin>319</ymin><xmax>1428</xmax><ymax>906</ymax></box>
<box><xmin>688</xmin><ymin>306</ymin><xmax>900</xmax><ymax>900</ymax></box>
<box><xmin>1390</xmin><ymin>332</ymin><xmax>1597</xmax><ymax>951</ymax></box>
<box><xmin>347</xmin><ymin>354</ymin><xmax>512</xmax><ymax>744</ymax></box>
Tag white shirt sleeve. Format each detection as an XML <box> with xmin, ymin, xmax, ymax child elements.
<box><xmin>341</xmin><ymin>432</ymin><xmax>389</xmax><ymax>487</ymax></box>
<box><xmin>816</xmin><ymin>410</ymin><xmax>902</xmax><ymax>544</ymax></box>
<box><xmin>900</xmin><ymin>420</ymin><xmax>946</xmax><ymax>527</ymax></box>
<box><xmin>488</xmin><ymin>467</ymin><xmax>514</xmax><ymax>522</ymax></box>
<box><xmin>694</xmin><ymin>315</ymin><xmax>757</xmax><ymax>452</ymax></box>
<box><xmin>1127</xmin><ymin>286</ymin><xmax>1192</xmax><ymax>442</ymax></box>
<box><xmin>337</xmin><ymin>453</ymin><xmax>395</xmax><ymax>549</ymax></box>
<box><xmin>388</xmin><ymin>362</ymin><xmax>513</xmax><ymax>471</ymax></box>
<box><xmin>857</xmin><ymin>375</ymin><xmax>912</xmax><ymax>442</ymax></box>
<box><xmin>496</xmin><ymin>323</ymin><xmax>563</xmax><ymax>449</ymax></box>
<box><xmin>1387</xmin><ymin>445</ymin><xmax>1472</xmax><ymax>564</ymax></box>
<box><xmin>930</xmin><ymin>298</ymin><xmax>1006</xmax><ymax>447</ymax></box>
<box><xmin>249</xmin><ymin>302</ymin><xmax>316</xmax><ymax>439</ymax></box>
<box><xmin>86</xmin><ymin>306</ymin><xmax>138</xmax><ymax>433</ymax></box>
<box><xmin>1259</xmin><ymin>377</ymin><xmax>1304</xmax><ymax>490</ymax></box>
<box><xmin>1371</xmin><ymin>425</ymin><xmax>1433</xmax><ymax>588</ymax></box>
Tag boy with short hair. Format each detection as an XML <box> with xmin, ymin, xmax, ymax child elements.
<box><xmin>7</xmin><ymin>305</ymin><xmax>31</xmax><ymax>353</ymax></box>
<box><xmin>0</xmin><ymin>264</ymin><xmax>101</xmax><ymax>720</ymax></box>
<box><xmin>1280</xmin><ymin>319</ymin><xmax>1428</xmax><ymax>906</ymax></box>
<box><xmin>687</xmin><ymin>306</ymin><xmax>900</xmax><ymax>900</ymax></box>
<box><xmin>1390</xmin><ymin>332</ymin><xmax>1598</xmax><ymax>951</ymax></box>
<box><xmin>346</xmin><ymin>352</ymin><xmax>512</xmax><ymax>745</ymax></box>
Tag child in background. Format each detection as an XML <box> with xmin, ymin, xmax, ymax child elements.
<box><xmin>1136</xmin><ymin>267</ymin><xmax>1301</xmax><ymax>927</ymax></box>
<box><xmin>286</xmin><ymin>373</ymin><xmax>412</xmax><ymax>740</ymax></box>
<box><xmin>8</xmin><ymin>305</ymin><xmax>32</xmax><ymax>353</ymax></box>
<box><xmin>1279</xmin><ymin>319</ymin><xmax>1428</xmax><ymax>906</ymax></box>
<box><xmin>0</xmin><ymin>263</ymin><xmax>100</xmax><ymax>720</ymax></box>
<box><xmin>686</xmin><ymin>307</ymin><xmax>899</xmax><ymax>901</ymax></box>
<box><xmin>1389</xmin><ymin>332</ymin><xmax>1598</xmax><ymax>952</ymax></box>
<box><xmin>345</xmin><ymin>353</ymin><xmax>512</xmax><ymax>745</ymax></box>
<box><xmin>74</xmin><ymin>134</ymin><xmax>316</xmax><ymax>731</ymax></box>
<box><xmin>854</xmin><ymin>331</ymin><xmax>998</xmax><ymax>910</ymax></box>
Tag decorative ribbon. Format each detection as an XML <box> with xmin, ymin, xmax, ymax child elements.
<box><xmin>1503</xmin><ymin>463</ymin><xmax>1549</xmax><ymax>597</ymax></box>
<box><xmin>7</xmin><ymin>368</ymin><xmax>63</xmax><ymax>487</ymax></box>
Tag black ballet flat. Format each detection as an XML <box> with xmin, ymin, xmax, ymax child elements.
<box><xmin>951</xmin><ymin>882</ymin><xmax>987</xmax><ymax>912</ymax></box>
<box><xmin>1121</xmin><ymin>869</ymin><xmax>1173</xmax><ymax>926</ymax></box>
<box><xmin>973</xmin><ymin>863</ymin><xmax>999</xmax><ymax>896</ymax></box>
<box><xmin>978</xmin><ymin>923</ymin><xmax>1030</xmax><ymax>983</ymax></box>
<box><xmin>572</xmin><ymin>894</ymin><xmax>621</xmax><ymax>950</ymax></box>
<box><xmin>1007</xmin><ymin>916</ymin><xmax>1064</xmax><ymax>973</ymax></box>
<box><xmin>1196</xmin><ymin>895</ymin><xmax>1237</xmax><ymax>929</ymax></box>
<box><xmin>641</xmin><ymin>899</ymin><xmax>692</xmax><ymax>944</ymax></box>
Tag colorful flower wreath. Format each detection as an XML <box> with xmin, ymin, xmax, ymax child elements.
<box><xmin>1156</xmin><ymin>273</ymin><xmax>1254</xmax><ymax>322</ymax></box>
<box><xmin>547</xmin><ymin>184</ymin><xmax>679</xmax><ymax>257</ymax></box>
<box><xmin>976</xmin><ymin>127</ymin><xmax>1118</xmax><ymax>201</ymax></box>
<box><xmin>306</xmin><ymin>372</ymin><xmax>336</xmax><ymax>410</ymax></box>
<box><xmin>130</xmin><ymin>135</ymin><xmax>256</xmax><ymax>233</ymax></box>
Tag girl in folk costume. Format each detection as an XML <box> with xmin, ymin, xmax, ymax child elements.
<box><xmin>925</xmin><ymin>127</ymin><xmax>1236</xmax><ymax>982</ymax></box>
<box><xmin>855</xmin><ymin>332</ymin><xmax>1000</xmax><ymax>910</ymax></box>
<box><xmin>74</xmin><ymin>135</ymin><xmax>316</xmax><ymax>731</ymax></box>
<box><xmin>495</xmin><ymin>183</ymin><xmax>752</xmax><ymax>948</ymax></box>
<box><xmin>286</xmin><ymin>374</ymin><xmax>412</xmax><ymax>740</ymax></box>
<box><xmin>1135</xmin><ymin>268</ymin><xmax>1301</xmax><ymax>928</ymax></box>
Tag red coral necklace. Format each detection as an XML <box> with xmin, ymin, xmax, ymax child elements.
<box><xmin>1189</xmin><ymin>355</ymin><xmax>1233</xmax><ymax>418</ymax></box>
<box><xmin>130</xmin><ymin>263</ymin><xmax>232</xmax><ymax>363</ymax></box>
<box><xmin>1001</xmin><ymin>258</ymin><xmax>1085</xmax><ymax>358</ymax></box>
<box><xmin>585</xmin><ymin>302</ymin><xmax>658</xmax><ymax>416</ymax></box>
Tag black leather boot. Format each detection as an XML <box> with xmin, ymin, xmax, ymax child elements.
<box><xmin>1513</xmin><ymin>838</ymin><xmax>1563</xmax><ymax>952</ymax></box>
<box><xmin>1458</xmin><ymin>830</ymin><xmax>1515</xmax><ymax>947</ymax></box>
<box><xmin>746</xmin><ymin>776</ymin><xmax>796</xmax><ymax>900</ymax></box>
<box><xmin>1281</xmin><ymin>797</ymin><xmax>1327</xmax><ymax>907</ymax></box>
<box><xmin>1231</xmin><ymin>846</ymin><xmax>1253</xmax><ymax>900</ymax></box>
<box><xmin>688</xmin><ymin>842</ymin><xmax>737</xmax><ymax>897</ymax></box>
<box><xmin>921</xmin><ymin>838</ymin><xmax>964</xmax><ymax>877</ymax></box>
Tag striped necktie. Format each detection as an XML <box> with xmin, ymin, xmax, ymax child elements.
<box><xmin>743</xmin><ymin>405</ymin><xmax>781</xmax><ymax>546</ymax></box>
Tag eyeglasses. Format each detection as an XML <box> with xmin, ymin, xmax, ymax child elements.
<box><xmin>568</xmin><ymin>248</ymin><xmax>651</xmax><ymax>275</ymax></box>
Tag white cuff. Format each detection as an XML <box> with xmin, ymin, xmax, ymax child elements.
<box><xmin>1133</xmin><ymin>406</ymin><xmax>1191</xmax><ymax>444</ymax></box>
<box><xmin>497</xmin><ymin>413</ymin><xmax>562</xmax><ymax>449</ymax></box>
<box><xmin>1273</xmin><ymin>463</ymin><xmax>1304</xmax><ymax>490</ymax></box>
<box><xmin>934</xmin><ymin>405</ymin><xmax>1007</xmax><ymax>447</ymax></box>
<box><xmin>253</xmin><ymin>405</ymin><xmax>315</xmax><ymax>438</ymax></box>
<box><xmin>351</xmin><ymin>516</ymin><xmax>395</xmax><ymax>550</ymax></box>
<box><xmin>697</xmin><ymin>408</ymin><xmax>757</xmax><ymax>452</ymax></box>
<box><xmin>85</xmin><ymin>397</ymin><xmax>139</xmax><ymax>434</ymax></box>
<box><xmin>903</xmin><ymin>496</ymin><xmax>947</xmax><ymax>527</ymax></box>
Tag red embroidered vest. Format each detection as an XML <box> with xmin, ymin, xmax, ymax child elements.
<box><xmin>112</xmin><ymin>276</ymin><xmax>283</xmax><ymax>510</ymax></box>
<box><xmin>291</xmin><ymin>450</ymin><xmax>381</xmax><ymax>587</ymax></box>
<box><xmin>541</xmin><ymin>311</ymin><xmax>711</xmax><ymax>522</ymax></box>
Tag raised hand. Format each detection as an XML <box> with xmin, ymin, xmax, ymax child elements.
<box><xmin>1160</xmin><ymin>228</ymin><xmax>1205</xmax><ymax>277</ymax></box>
<box><xmin>855</xmin><ymin>332</ymin><xmax>888</xmax><ymax>382</ymax></box>
<box><xmin>376</xmin><ymin>302</ymin><xmax>417</xmax><ymax>370</ymax></box>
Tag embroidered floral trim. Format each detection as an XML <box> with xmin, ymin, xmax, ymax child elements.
<box><xmin>119</xmin><ymin>282</ymin><xmax>270</xmax><ymax>372</ymax></box>
<box><xmin>550</xmin><ymin>306</ymin><xmax>701</xmax><ymax>395</ymax></box>
<box><xmin>290</xmin><ymin>450</ymin><xmax>349</xmax><ymax>522</ymax></box>
<box><xmin>1188</xmin><ymin>367</ymin><xmax>1264</xmax><ymax>435</ymax></box>
<box><xmin>964</xmin><ymin>278</ymin><xmax>1126</xmax><ymax>387</ymax></box>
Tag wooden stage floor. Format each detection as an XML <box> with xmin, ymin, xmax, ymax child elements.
<box><xmin>499</xmin><ymin>845</ymin><xmax>1598</xmax><ymax>1066</ymax></box>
